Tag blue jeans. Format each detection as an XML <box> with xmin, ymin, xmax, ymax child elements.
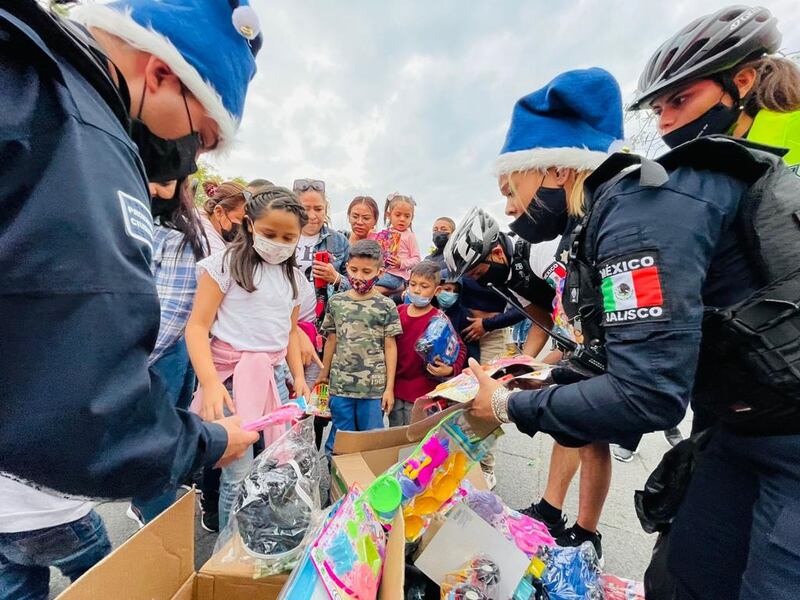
<box><xmin>133</xmin><ymin>339</ymin><xmax>196</xmax><ymax>522</ymax></box>
<box><xmin>0</xmin><ymin>510</ymin><xmax>111</xmax><ymax>600</ymax></box>
<box><xmin>219</xmin><ymin>445</ymin><xmax>254</xmax><ymax>531</ymax></box>
<box><xmin>325</xmin><ymin>395</ymin><xmax>384</xmax><ymax>454</ymax></box>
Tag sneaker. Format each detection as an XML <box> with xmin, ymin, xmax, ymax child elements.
<box><xmin>518</xmin><ymin>503</ymin><xmax>568</xmax><ymax>538</ymax></box>
<box><xmin>556</xmin><ymin>526</ymin><xmax>603</xmax><ymax>563</ymax></box>
<box><xmin>126</xmin><ymin>504</ymin><xmax>145</xmax><ymax>530</ymax></box>
<box><xmin>482</xmin><ymin>469</ymin><xmax>497</xmax><ymax>490</ymax></box>
<box><xmin>611</xmin><ymin>444</ymin><xmax>636</xmax><ymax>463</ymax></box>
<box><xmin>664</xmin><ymin>427</ymin><xmax>684</xmax><ymax>447</ymax></box>
<box><xmin>200</xmin><ymin>509</ymin><xmax>219</xmax><ymax>533</ymax></box>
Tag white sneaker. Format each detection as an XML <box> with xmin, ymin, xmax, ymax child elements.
<box><xmin>610</xmin><ymin>444</ymin><xmax>636</xmax><ymax>463</ymax></box>
<box><xmin>482</xmin><ymin>469</ymin><xmax>497</xmax><ymax>490</ymax></box>
<box><xmin>126</xmin><ymin>504</ymin><xmax>145</xmax><ymax>529</ymax></box>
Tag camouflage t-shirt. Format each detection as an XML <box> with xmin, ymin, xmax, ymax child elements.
<box><xmin>322</xmin><ymin>292</ymin><xmax>403</xmax><ymax>399</ymax></box>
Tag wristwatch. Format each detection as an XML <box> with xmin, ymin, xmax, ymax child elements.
<box><xmin>491</xmin><ymin>386</ymin><xmax>514</xmax><ymax>424</ymax></box>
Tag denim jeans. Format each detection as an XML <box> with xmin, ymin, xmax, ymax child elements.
<box><xmin>218</xmin><ymin>445</ymin><xmax>254</xmax><ymax>532</ymax></box>
<box><xmin>133</xmin><ymin>338</ymin><xmax>196</xmax><ymax>522</ymax></box>
<box><xmin>0</xmin><ymin>510</ymin><xmax>111</xmax><ymax>600</ymax></box>
<box><xmin>388</xmin><ymin>399</ymin><xmax>414</xmax><ymax>427</ymax></box>
<box><xmin>325</xmin><ymin>396</ymin><xmax>384</xmax><ymax>454</ymax></box>
<box><xmin>375</xmin><ymin>272</ymin><xmax>406</xmax><ymax>290</ymax></box>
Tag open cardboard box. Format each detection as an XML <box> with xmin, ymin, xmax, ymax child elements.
<box><xmin>57</xmin><ymin>491</ymin><xmax>405</xmax><ymax>600</ymax></box>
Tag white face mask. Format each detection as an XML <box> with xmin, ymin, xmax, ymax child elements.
<box><xmin>253</xmin><ymin>233</ymin><xmax>296</xmax><ymax>265</ymax></box>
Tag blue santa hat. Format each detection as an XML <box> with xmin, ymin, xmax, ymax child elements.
<box><xmin>493</xmin><ymin>68</ymin><xmax>624</xmax><ymax>176</ymax></box>
<box><xmin>72</xmin><ymin>0</ymin><xmax>262</xmax><ymax>148</ymax></box>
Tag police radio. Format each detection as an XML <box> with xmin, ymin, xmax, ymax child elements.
<box><xmin>487</xmin><ymin>283</ymin><xmax>606</xmax><ymax>376</ymax></box>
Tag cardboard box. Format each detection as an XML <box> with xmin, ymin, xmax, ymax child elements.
<box><xmin>57</xmin><ymin>491</ymin><xmax>405</xmax><ymax>600</ymax></box>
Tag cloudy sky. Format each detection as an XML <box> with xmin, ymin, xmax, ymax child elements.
<box><xmin>211</xmin><ymin>1</ymin><xmax>799</xmax><ymax>250</ymax></box>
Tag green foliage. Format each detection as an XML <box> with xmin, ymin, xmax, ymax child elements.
<box><xmin>191</xmin><ymin>161</ymin><xmax>246</xmax><ymax>206</ymax></box>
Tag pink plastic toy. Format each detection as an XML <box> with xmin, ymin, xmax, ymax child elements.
<box><xmin>243</xmin><ymin>403</ymin><xmax>305</xmax><ymax>432</ymax></box>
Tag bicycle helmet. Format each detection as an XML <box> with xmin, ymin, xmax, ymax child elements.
<box><xmin>630</xmin><ymin>5</ymin><xmax>781</xmax><ymax>109</ymax></box>
<box><xmin>443</xmin><ymin>208</ymin><xmax>501</xmax><ymax>278</ymax></box>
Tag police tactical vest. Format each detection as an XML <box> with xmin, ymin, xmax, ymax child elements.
<box><xmin>566</xmin><ymin>136</ymin><xmax>800</xmax><ymax>421</ymax></box>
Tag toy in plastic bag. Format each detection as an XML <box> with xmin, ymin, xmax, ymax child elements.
<box><xmin>512</xmin><ymin>557</ymin><xmax>550</xmax><ymax>600</ymax></box>
<box><xmin>461</xmin><ymin>483</ymin><xmax>555</xmax><ymax>557</ymax></box>
<box><xmin>440</xmin><ymin>555</ymin><xmax>501</xmax><ymax>600</ymax></box>
<box><xmin>537</xmin><ymin>542</ymin><xmax>602</xmax><ymax>600</ymax></box>
<box><xmin>310</xmin><ymin>486</ymin><xmax>386</xmax><ymax>600</ymax></box>
<box><xmin>600</xmin><ymin>574</ymin><xmax>646</xmax><ymax>600</ymax></box>
<box><xmin>371</xmin><ymin>228</ymin><xmax>401</xmax><ymax>267</ymax></box>
<box><xmin>415</xmin><ymin>314</ymin><xmax>462</xmax><ymax>369</ymax></box>
<box><xmin>214</xmin><ymin>418</ymin><xmax>323</xmax><ymax>577</ymax></box>
<box><xmin>307</xmin><ymin>382</ymin><xmax>330</xmax><ymax>418</ymax></box>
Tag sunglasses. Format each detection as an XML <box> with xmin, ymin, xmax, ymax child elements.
<box><xmin>293</xmin><ymin>179</ymin><xmax>325</xmax><ymax>194</ymax></box>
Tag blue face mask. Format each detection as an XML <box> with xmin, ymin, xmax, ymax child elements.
<box><xmin>436</xmin><ymin>290</ymin><xmax>459</xmax><ymax>310</ymax></box>
<box><xmin>407</xmin><ymin>291</ymin><xmax>433</xmax><ymax>308</ymax></box>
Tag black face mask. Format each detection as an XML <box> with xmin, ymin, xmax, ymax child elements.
<box><xmin>432</xmin><ymin>232</ymin><xmax>450</xmax><ymax>250</ymax></box>
<box><xmin>221</xmin><ymin>222</ymin><xmax>240</xmax><ymax>243</ymax></box>
<box><xmin>662</xmin><ymin>102</ymin><xmax>740</xmax><ymax>149</ymax></box>
<box><xmin>477</xmin><ymin>261</ymin><xmax>510</xmax><ymax>287</ymax></box>
<box><xmin>130</xmin><ymin>80</ymin><xmax>201</xmax><ymax>183</ymax></box>
<box><xmin>509</xmin><ymin>186</ymin><xmax>568</xmax><ymax>244</ymax></box>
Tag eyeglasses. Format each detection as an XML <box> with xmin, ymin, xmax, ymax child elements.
<box><xmin>293</xmin><ymin>179</ymin><xmax>325</xmax><ymax>194</ymax></box>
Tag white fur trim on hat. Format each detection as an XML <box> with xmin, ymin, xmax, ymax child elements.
<box><xmin>492</xmin><ymin>147</ymin><xmax>609</xmax><ymax>176</ymax></box>
<box><xmin>71</xmin><ymin>4</ymin><xmax>238</xmax><ymax>147</ymax></box>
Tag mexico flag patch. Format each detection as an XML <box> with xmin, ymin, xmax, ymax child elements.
<box><xmin>599</xmin><ymin>251</ymin><xmax>669</xmax><ymax>326</ymax></box>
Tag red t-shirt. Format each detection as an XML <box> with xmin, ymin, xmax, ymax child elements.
<box><xmin>394</xmin><ymin>304</ymin><xmax>467</xmax><ymax>403</ymax></box>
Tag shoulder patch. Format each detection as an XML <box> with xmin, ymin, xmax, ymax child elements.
<box><xmin>118</xmin><ymin>190</ymin><xmax>154</xmax><ymax>251</ymax></box>
<box><xmin>599</xmin><ymin>250</ymin><xmax>669</xmax><ymax>326</ymax></box>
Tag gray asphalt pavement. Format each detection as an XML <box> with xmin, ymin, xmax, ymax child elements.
<box><xmin>50</xmin><ymin>420</ymin><xmax>688</xmax><ymax>597</ymax></box>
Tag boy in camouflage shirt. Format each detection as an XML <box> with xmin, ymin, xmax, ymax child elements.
<box><xmin>318</xmin><ymin>240</ymin><xmax>402</xmax><ymax>453</ymax></box>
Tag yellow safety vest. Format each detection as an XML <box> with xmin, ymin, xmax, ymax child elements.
<box><xmin>746</xmin><ymin>109</ymin><xmax>800</xmax><ymax>171</ymax></box>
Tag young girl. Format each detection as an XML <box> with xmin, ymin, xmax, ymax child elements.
<box><xmin>372</xmin><ymin>193</ymin><xmax>421</xmax><ymax>294</ymax></box>
<box><xmin>186</xmin><ymin>186</ymin><xmax>311</xmax><ymax>530</ymax></box>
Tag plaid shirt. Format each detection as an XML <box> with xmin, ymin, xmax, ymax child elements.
<box><xmin>149</xmin><ymin>225</ymin><xmax>199</xmax><ymax>366</ymax></box>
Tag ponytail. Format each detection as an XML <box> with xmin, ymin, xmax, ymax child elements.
<box><xmin>738</xmin><ymin>56</ymin><xmax>800</xmax><ymax>116</ymax></box>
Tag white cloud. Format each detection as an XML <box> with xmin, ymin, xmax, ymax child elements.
<box><xmin>210</xmin><ymin>1</ymin><xmax>800</xmax><ymax>249</ymax></box>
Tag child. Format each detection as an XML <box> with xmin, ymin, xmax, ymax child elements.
<box><xmin>390</xmin><ymin>261</ymin><xmax>467</xmax><ymax>427</ymax></box>
<box><xmin>371</xmin><ymin>193</ymin><xmax>421</xmax><ymax>294</ymax></box>
<box><xmin>317</xmin><ymin>240</ymin><xmax>402</xmax><ymax>453</ymax></box>
<box><xmin>186</xmin><ymin>186</ymin><xmax>311</xmax><ymax>530</ymax></box>
<box><xmin>437</xmin><ymin>272</ymin><xmax>481</xmax><ymax>363</ymax></box>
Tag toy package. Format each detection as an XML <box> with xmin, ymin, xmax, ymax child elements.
<box><xmin>440</xmin><ymin>555</ymin><xmax>502</xmax><ymax>600</ymax></box>
<box><xmin>307</xmin><ymin>382</ymin><xmax>330</xmax><ymax>418</ymax></box>
<box><xmin>371</xmin><ymin>228</ymin><xmax>401</xmax><ymax>268</ymax></box>
<box><xmin>364</xmin><ymin>409</ymin><xmax>500</xmax><ymax>542</ymax></box>
<box><xmin>537</xmin><ymin>542</ymin><xmax>602</xmax><ymax>600</ymax></box>
<box><xmin>461</xmin><ymin>483</ymin><xmax>555</xmax><ymax>558</ymax></box>
<box><xmin>242</xmin><ymin>400</ymin><xmax>305</xmax><ymax>432</ymax></box>
<box><xmin>600</xmin><ymin>574</ymin><xmax>646</xmax><ymax>600</ymax></box>
<box><xmin>418</xmin><ymin>356</ymin><xmax>551</xmax><ymax>406</ymax></box>
<box><xmin>310</xmin><ymin>486</ymin><xmax>386</xmax><ymax>600</ymax></box>
<box><xmin>415</xmin><ymin>314</ymin><xmax>462</xmax><ymax>369</ymax></box>
<box><xmin>214</xmin><ymin>418</ymin><xmax>323</xmax><ymax>577</ymax></box>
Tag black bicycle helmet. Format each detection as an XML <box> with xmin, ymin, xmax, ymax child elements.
<box><xmin>443</xmin><ymin>208</ymin><xmax>501</xmax><ymax>278</ymax></box>
<box><xmin>630</xmin><ymin>5</ymin><xmax>781</xmax><ymax>109</ymax></box>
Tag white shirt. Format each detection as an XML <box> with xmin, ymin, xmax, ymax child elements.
<box><xmin>295</xmin><ymin>233</ymin><xmax>320</xmax><ymax>281</ymax></box>
<box><xmin>298</xmin><ymin>274</ymin><xmax>317</xmax><ymax>322</ymax></box>
<box><xmin>0</xmin><ymin>476</ymin><xmax>94</xmax><ymax>533</ymax></box>
<box><xmin>197</xmin><ymin>209</ymin><xmax>227</xmax><ymax>256</ymax></box>
<box><xmin>508</xmin><ymin>237</ymin><xmax>561</xmax><ymax>309</ymax></box>
<box><xmin>198</xmin><ymin>252</ymin><xmax>301</xmax><ymax>352</ymax></box>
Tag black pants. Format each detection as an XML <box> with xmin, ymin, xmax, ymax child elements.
<box><xmin>667</xmin><ymin>428</ymin><xmax>800</xmax><ymax>599</ymax></box>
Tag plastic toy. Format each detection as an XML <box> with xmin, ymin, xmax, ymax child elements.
<box><xmin>462</xmin><ymin>484</ymin><xmax>555</xmax><ymax>557</ymax></box>
<box><xmin>537</xmin><ymin>542</ymin><xmax>602</xmax><ymax>600</ymax></box>
<box><xmin>308</xmin><ymin>383</ymin><xmax>330</xmax><ymax>418</ymax></box>
<box><xmin>242</xmin><ymin>401</ymin><xmax>305</xmax><ymax>432</ymax></box>
<box><xmin>311</xmin><ymin>487</ymin><xmax>386</xmax><ymax>600</ymax></box>
<box><xmin>600</xmin><ymin>574</ymin><xmax>646</xmax><ymax>600</ymax></box>
<box><xmin>364</xmin><ymin>409</ymin><xmax>500</xmax><ymax>541</ymax></box>
<box><xmin>415</xmin><ymin>314</ymin><xmax>462</xmax><ymax>369</ymax></box>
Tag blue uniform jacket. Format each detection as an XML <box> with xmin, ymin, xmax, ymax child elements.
<box><xmin>0</xmin><ymin>8</ymin><xmax>227</xmax><ymax>498</ymax></box>
<box><xmin>508</xmin><ymin>160</ymin><xmax>759</xmax><ymax>443</ymax></box>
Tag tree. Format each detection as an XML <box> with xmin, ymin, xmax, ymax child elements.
<box><xmin>190</xmin><ymin>161</ymin><xmax>248</xmax><ymax>206</ymax></box>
